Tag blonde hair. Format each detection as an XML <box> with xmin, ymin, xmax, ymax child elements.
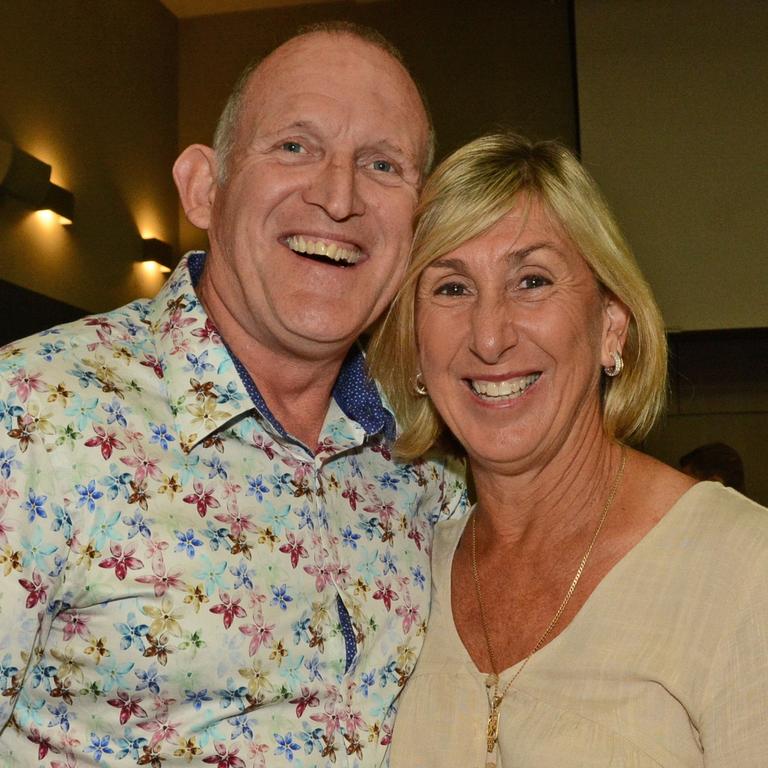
<box><xmin>369</xmin><ymin>132</ymin><xmax>667</xmax><ymax>459</ymax></box>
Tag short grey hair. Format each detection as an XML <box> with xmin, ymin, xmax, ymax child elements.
<box><xmin>212</xmin><ymin>21</ymin><xmax>435</xmax><ymax>184</ymax></box>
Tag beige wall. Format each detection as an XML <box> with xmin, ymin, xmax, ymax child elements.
<box><xmin>575</xmin><ymin>1</ymin><xmax>767</xmax><ymax>505</ymax></box>
<box><xmin>575</xmin><ymin>0</ymin><xmax>768</xmax><ymax>332</ymax></box>
<box><xmin>0</xmin><ymin>1</ymin><xmax>179</xmax><ymax>312</ymax></box>
<box><xmin>177</xmin><ymin>0</ymin><xmax>578</xmax><ymax>252</ymax></box>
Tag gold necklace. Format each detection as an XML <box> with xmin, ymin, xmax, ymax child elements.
<box><xmin>471</xmin><ymin>449</ymin><xmax>627</xmax><ymax>757</ymax></box>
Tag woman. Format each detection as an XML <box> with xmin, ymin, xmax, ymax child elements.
<box><xmin>370</xmin><ymin>133</ymin><xmax>768</xmax><ymax>766</ymax></box>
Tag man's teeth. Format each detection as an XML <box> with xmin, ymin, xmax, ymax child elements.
<box><xmin>471</xmin><ymin>374</ymin><xmax>540</xmax><ymax>399</ymax></box>
<box><xmin>286</xmin><ymin>236</ymin><xmax>361</xmax><ymax>265</ymax></box>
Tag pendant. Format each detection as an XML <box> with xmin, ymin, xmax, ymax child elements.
<box><xmin>486</xmin><ymin>695</ymin><xmax>503</xmax><ymax>753</ymax></box>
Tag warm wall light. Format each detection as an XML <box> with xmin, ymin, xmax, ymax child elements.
<box><xmin>0</xmin><ymin>140</ymin><xmax>74</xmax><ymax>224</ymax></box>
<box><xmin>141</xmin><ymin>237</ymin><xmax>175</xmax><ymax>273</ymax></box>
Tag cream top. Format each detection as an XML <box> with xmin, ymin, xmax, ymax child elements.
<box><xmin>390</xmin><ymin>482</ymin><xmax>768</xmax><ymax>767</ymax></box>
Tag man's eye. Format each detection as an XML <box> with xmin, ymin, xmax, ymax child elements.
<box><xmin>435</xmin><ymin>282</ymin><xmax>467</xmax><ymax>297</ymax></box>
<box><xmin>520</xmin><ymin>274</ymin><xmax>550</xmax><ymax>289</ymax></box>
<box><xmin>371</xmin><ymin>160</ymin><xmax>393</xmax><ymax>173</ymax></box>
<box><xmin>281</xmin><ymin>142</ymin><xmax>305</xmax><ymax>153</ymax></box>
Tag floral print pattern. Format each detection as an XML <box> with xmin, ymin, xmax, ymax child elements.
<box><xmin>0</xmin><ymin>253</ymin><xmax>467</xmax><ymax>767</ymax></box>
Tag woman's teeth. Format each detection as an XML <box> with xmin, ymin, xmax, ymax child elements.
<box><xmin>470</xmin><ymin>373</ymin><xmax>540</xmax><ymax>399</ymax></box>
<box><xmin>286</xmin><ymin>235</ymin><xmax>361</xmax><ymax>265</ymax></box>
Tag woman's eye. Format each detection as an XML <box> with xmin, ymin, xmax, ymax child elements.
<box><xmin>520</xmin><ymin>274</ymin><xmax>550</xmax><ymax>289</ymax></box>
<box><xmin>370</xmin><ymin>159</ymin><xmax>394</xmax><ymax>173</ymax></box>
<box><xmin>435</xmin><ymin>282</ymin><xmax>468</xmax><ymax>297</ymax></box>
<box><xmin>281</xmin><ymin>141</ymin><xmax>305</xmax><ymax>154</ymax></box>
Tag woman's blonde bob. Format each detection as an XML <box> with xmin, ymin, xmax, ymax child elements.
<box><xmin>369</xmin><ymin>132</ymin><xmax>667</xmax><ymax>460</ymax></box>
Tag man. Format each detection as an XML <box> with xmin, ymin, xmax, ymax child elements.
<box><xmin>680</xmin><ymin>442</ymin><xmax>747</xmax><ymax>495</ymax></box>
<box><xmin>0</xmin><ymin>22</ymin><xmax>465</xmax><ymax>767</ymax></box>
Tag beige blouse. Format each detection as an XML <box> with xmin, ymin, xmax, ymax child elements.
<box><xmin>390</xmin><ymin>482</ymin><xmax>768</xmax><ymax>767</ymax></box>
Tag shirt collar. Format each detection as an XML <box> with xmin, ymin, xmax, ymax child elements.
<box><xmin>148</xmin><ymin>252</ymin><xmax>395</xmax><ymax>451</ymax></box>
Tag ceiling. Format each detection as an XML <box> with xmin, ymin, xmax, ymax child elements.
<box><xmin>158</xmin><ymin>0</ymin><xmax>379</xmax><ymax>18</ymax></box>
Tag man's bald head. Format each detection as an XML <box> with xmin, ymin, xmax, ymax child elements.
<box><xmin>212</xmin><ymin>21</ymin><xmax>435</xmax><ymax>185</ymax></box>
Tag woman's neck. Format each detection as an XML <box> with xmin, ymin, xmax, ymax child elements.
<box><xmin>471</xmin><ymin>433</ymin><xmax>625</xmax><ymax>552</ymax></box>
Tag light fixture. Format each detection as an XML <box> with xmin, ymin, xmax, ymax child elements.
<box><xmin>141</xmin><ymin>237</ymin><xmax>175</xmax><ymax>273</ymax></box>
<box><xmin>0</xmin><ymin>140</ymin><xmax>74</xmax><ymax>224</ymax></box>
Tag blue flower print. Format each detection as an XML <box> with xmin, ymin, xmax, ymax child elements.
<box><xmin>274</xmin><ymin>732</ymin><xmax>301</xmax><ymax>761</ymax></box>
<box><xmin>175</xmin><ymin>528</ymin><xmax>204</xmax><ymax>558</ymax></box>
<box><xmin>149</xmin><ymin>422</ymin><xmax>175</xmax><ymax>450</ymax></box>
<box><xmin>22</xmin><ymin>489</ymin><xmax>48</xmax><ymax>522</ymax></box>
<box><xmin>75</xmin><ymin>480</ymin><xmax>104</xmax><ymax>512</ymax></box>
<box><xmin>271</xmin><ymin>584</ymin><xmax>293</xmax><ymax>611</ymax></box>
<box><xmin>84</xmin><ymin>732</ymin><xmax>114</xmax><ymax>761</ymax></box>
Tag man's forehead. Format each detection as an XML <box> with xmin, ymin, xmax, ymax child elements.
<box><xmin>248</xmin><ymin>32</ymin><xmax>412</xmax><ymax>99</ymax></box>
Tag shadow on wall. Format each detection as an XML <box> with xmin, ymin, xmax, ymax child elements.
<box><xmin>0</xmin><ymin>278</ymin><xmax>86</xmax><ymax>346</ymax></box>
<box><xmin>644</xmin><ymin>328</ymin><xmax>768</xmax><ymax>507</ymax></box>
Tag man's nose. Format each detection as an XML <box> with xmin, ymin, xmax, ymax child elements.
<box><xmin>303</xmin><ymin>158</ymin><xmax>365</xmax><ymax>221</ymax></box>
<box><xmin>468</xmin><ymin>296</ymin><xmax>519</xmax><ymax>364</ymax></box>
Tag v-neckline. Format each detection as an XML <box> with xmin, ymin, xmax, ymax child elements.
<box><xmin>443</xmin><ymin>481</ymin><xmax>710</xmax><ymax>679</ymax></box>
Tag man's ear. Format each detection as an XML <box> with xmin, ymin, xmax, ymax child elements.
<box><xmin>173</xmin><ymin>144</ymin><xmax>218</xmax><ymax>230</ymax></box>
<box><xmin>601</xmin><ymin>292</ymin><xmax>631</xmax><ymax>369</ymax></box>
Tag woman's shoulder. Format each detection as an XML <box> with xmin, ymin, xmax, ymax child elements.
<box><xmin>673</xmin><ymin>480</ymin><xmax>768</xmax><ymax>539</ymax></box>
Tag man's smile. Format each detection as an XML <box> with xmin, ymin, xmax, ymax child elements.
<box><xmin>285</xmin><ymin>234</ymin><xmax>362</xmax><ymax>265</ymax></box>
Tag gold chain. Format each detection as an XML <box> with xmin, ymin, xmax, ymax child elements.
<box><xmin>471</xmin><ymin>449</ymin><xmax>627</xmax><ymax>755</ymax></box>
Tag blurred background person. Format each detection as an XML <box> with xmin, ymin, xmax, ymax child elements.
<box><xmin>680</xmin><ymin>442</ymin><xmax>746</xmax><ymax>495</ymax></box>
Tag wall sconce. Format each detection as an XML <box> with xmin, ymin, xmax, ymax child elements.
<box><xmin>0</xmin><ymin>140</ymin><xmax>74</xmax><ymax>224</ymax></box>
<box><xmin>141</xmin><ymin>237</ymin><xmax>175</xmax><ymax>274</ymax></box>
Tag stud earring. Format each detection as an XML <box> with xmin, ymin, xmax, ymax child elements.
<box><xmin>413</xmin><ymin>371</ymin><xmax>428</xmax><ymax>396</ymax></box>
<box><xmin>604</xmin><ymin>350</ymin><xmax>624</xmax><ymax>378</ymax></box>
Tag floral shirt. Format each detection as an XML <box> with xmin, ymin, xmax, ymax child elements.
<box><xmin>0</xmin><ymin>253</ymin><xmax>467</xmax><ymax>768</ymax></box>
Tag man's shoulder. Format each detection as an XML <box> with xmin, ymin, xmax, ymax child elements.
<box><xmin>0</xmin><ymin>298</ymin><xmax>156</xmax><ymax>404</ymax></box>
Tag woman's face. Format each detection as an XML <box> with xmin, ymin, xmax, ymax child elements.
<box><xmin>415</xmin><ymin>197</ymin><xmax>627</xmax><ymax>474</ymax></box>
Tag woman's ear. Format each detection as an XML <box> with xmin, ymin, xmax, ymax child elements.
<box><xmin>601</xmin><ymin>292</ymin><xmax>631</xmax><ymax>368</ymax></box>
<box><xmin>173</xmin><ymin>144</ymin><xmax>218</xmax><ymax>230</ymax></box>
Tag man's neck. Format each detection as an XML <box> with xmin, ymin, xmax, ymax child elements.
<box><xmin>196</xmin><ymin>270</ymin><xmax>349</xmax><ymax>450</ymax></box>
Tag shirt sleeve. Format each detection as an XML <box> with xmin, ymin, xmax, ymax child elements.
<box><xmin>699</xmin><ymin>552</ymin><xmax>768</xmax><ymax>764</ymax></box>
<box><xmin>0</xmin><ymin>384</ymin><xmax>73</xmax><ymax>731</ymax></box>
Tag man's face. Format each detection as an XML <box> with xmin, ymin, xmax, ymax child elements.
<box><xmin>204</xmin><ymin>33</ymin><xmax>429</xmax><ymax>362</ymax></box>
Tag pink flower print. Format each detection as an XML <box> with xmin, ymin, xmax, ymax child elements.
<box><xmin>0</xmin><ymin>504</ymin><xmax>16</xmax><ymax>542</ymax></box>
<box><xmin>26</xmin><ymin>727</ymin><xmax>58</xmax><ymax>760</ymax></box>
<box><xmin>85</xmin><ymin>425</ymin><xmax>126</xmax><ymax>460</ymax></box>
<box><xmin>250</xmin><ymin>433</ymin><xmax>275</xmax><ymax>459</ymax></box>
<box><xmin>139</xmin><ymin>354</ymin><xmax>165</xmax><ymax>379</ymax></box>
<box><xmin>278</xmin><ymin>533</ymin><xmax>308</xmax><ymax>569</ymax></box>
<box><xmin>310</xmin><ymin>708</ymin><xmax>343</xmax><ymax>741</ymax></box>
<box><xmin>289</xmin><ymin>686</ymin><xmax>320</xmax><ymax>717</ymax></box>
<box><xmin>107</xmin><ymin>690</ymin><xmax>148</xmax><ymax>725</ymax></box>
<box><xmin>372</xmin><ymin>579</ymin><xmax>399</xmax><ymax>611</ymax></box>
<box><xmin>135</xmin><ymin>559</ymin><xmax>185</xmax><ymax>597</ymax></box>
<box><xmin>121</xmin><ymin>446</ymin><xmax>163</xmax><ymax>485</ymax></box>
<box><xmin>209</xmin><ymin>591</ymin><xmax>246</xmax><ymax>629</ymax></box>
<box><xmin>8</xmin><ymin>368</ymin><xmax>47</xmax><ymax>403</ymax></box>
<box><xmin>213</xmin><ymin>508</ymin><xmax>256</xmax><ymax>539</ymax></box>
<box><xmin>18</xmin><ymin>569</ymin><xmax>48</xmax><ymax>608</ymax></box>
<box><xmin>407</xmin><ymin>525</ymin><xmax>424</xmax><ymax>551</ymax></box>
<box><xmin>183</xmin><ymin>481</ymin><xmax>220</xmax><ymax>517</ymax></box>
<box><xmin>304</xmin><ymin>557</ymin><xmax>335</xmax><ymax>593</ymax></box>
<box><xmin>137</xmin><ymin>716</ymin><xmax>182</xmax><ymax>748</ymax></box>
<box><xmin>395</xmin><ymin>599</ymin><xmax>420</xmax><ymax>634</ymax></box>
<box><xmin>191</xmin><ymin>318</ymin><xmax>222</xmax><ymax>346</ymax></box>
<box><xmin>99</xmin><ymin>542</ymin><xmax>144</xmax><ymax>580</ymax></box>
<box><xmin>342</xmin><ymin>480</ymin><xmax>363</xmax><ymax>511</ymax></box>
<box><xmin>202</xmin><ymin>743</ymin><xmax>246</xmax><ymax>768</ymax></box>
<box><xmin>239</xmin><ymin>618</ymin><xmax>276</xmax><ymax>656</ymax></box>
<box><xmin>61</xmin><ymin>609</ymin><xmax>91</xmax><ymax>641</ymax></box>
